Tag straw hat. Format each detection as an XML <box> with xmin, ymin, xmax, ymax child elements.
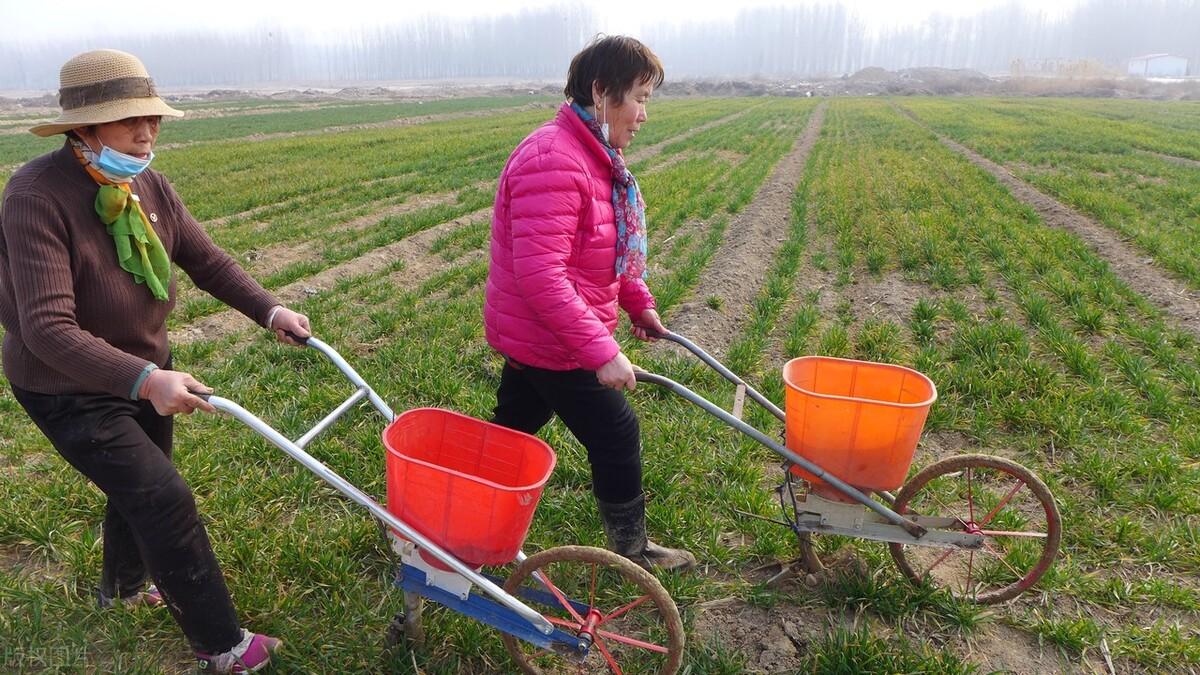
<box><xmin>30</xmin><ymin>49</ymin><xmax>183</xmax><ymax>137</ymax></box>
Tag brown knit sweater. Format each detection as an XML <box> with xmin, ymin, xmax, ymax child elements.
<box><xmin>0</xmin><ymin>142</ymin><xmax>279</xmax><ymax>398</ymax></box>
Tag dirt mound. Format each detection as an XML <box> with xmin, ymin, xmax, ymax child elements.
<box><xmin>847</xmin><ymin>66</ymin><xmax>892</xmax><ymax>83</ymax></box>
<box><xmin>659</xmin><ymin>78</ymin><xmax>825</xmax><ymax>98</ymax></box>
<box><xmin>842</xmin><ymin>66</ymin><xmax>995</xmax><ymax>95</ymax></box>
<box><xmin>331</xmin><ymin>86</ymin><xmax>395</xmax><ymax>99</ymax></box>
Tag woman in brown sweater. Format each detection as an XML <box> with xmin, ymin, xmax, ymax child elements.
<box><xmin>0</xmin><ymin>49</ymin><xmax>303</xmax><ymax>673</ymax></box>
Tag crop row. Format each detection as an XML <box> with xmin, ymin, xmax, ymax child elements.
<box><xmin>761</xmin><ymin>99</ymin><xmax>1198</xmax><ymax>669</ymax></box>
<box><xmin>166</xmin><ymin>99</ymin><xmax>757</xmax><ymax>325</ymax></box>
<box><xmin>900</xmin><ymin>97</ymin><xmax>1200</xmax><ymax>288</ymax></box>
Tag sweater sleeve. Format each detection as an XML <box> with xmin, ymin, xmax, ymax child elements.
<box><xmin>1</xmin><ymin>193</ymin><xmax>151</xmax><ymax>397</ymax></box>
<box><xmin>162</xmin><ymin>180</ymin><xmax>280</xmax><ymax>328</ymax></box>
<box><xmin>508</xmin><ymin>151</ymin><xmax>620</xmax><ymax>370</ymax></box>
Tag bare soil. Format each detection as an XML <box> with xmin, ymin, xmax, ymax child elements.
<box><xmin>691</xmin><ymin>559</ymin><xmax>1090</xmax><ymax>675</ymax></box>
<box><xmin>847</xmin><ymin>274</ymin><xmax>932</xmax><ymax>327</ymax></box>
<box><xmin>0</xmin><ymin>542</ymin><xmax>70</xmax><ymax>584</ymax></box>
<box><xmin>897</xmin><ymin>105</ymin><xmax>1200</xmax><ymax>339</ymax></box>
<box><xmin>243</xmin><ymin>240</ymin><xmax>316</xmax><ymax>277</ymax></box>
<box><xmin>663</xmin><ymin>102</ymin><xmax>827</xmax><ymax>356</ymax></box>
<box><xmin>170</xmin><ymin>207</ymin><xmax>492</xmax><ymax>345</ymax></box>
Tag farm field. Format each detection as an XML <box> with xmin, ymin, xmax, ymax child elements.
<box><xmin>1</xmin><ymin>95</ymin><xmax>1198</xmax><ymax>673</ymax></box>
<box><xmin>896</xmin><ymin>97</ymin><xmax>1200</xmax><ymax>289</ymax></box>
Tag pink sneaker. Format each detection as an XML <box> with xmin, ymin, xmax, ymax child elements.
<box><xmin>196</xmin><ymin>630</ymin><xmax>282</xmax><ymax>673</ymax></box>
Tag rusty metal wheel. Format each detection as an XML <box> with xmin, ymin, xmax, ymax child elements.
<box><xmin>501</xmin><ymin>545</ymin><xmax>683</xmax><ymax>674</ymax></box>
<box><xmin>889</xmin><ymin>454</ymin><xmax>1061</xmax><ymax>604</ymax></box>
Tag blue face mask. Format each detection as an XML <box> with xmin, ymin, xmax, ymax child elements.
<box><xmin>96</xmin><ymin>145</ymin><xmax>154</xmax><ymax>179</ymax></box>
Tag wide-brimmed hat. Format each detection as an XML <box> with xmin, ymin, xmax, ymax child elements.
<box><xmin>30</xmin><ymin>49</ymin><xmax>183</xmax><ymax>137</ymax></box>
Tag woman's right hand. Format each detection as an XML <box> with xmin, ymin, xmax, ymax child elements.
<box><xmin>597</xmin><ymin>352</ymin><xmax>637</xmax><ymax>391</ymax></box>
<box><xmin>140</xmin><ymin>369</ymin><xmax>217</xmax><ymax>416</ymax></box>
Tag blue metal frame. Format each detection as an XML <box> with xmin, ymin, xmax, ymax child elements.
<box><xmin>395</xmin><ymin>564</ymin><xmax>590</xmax><ymax>658</ymax></box>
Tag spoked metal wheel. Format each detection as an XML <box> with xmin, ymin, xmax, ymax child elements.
<box><xmin>888</xmin><ymin>454</ymin><xmax>1061</xmax><ymax>604</ymax></box>
<box><xmin>501</xmin><ymin>545</ymin><xmax>684</xmax><ymax>675</ymax></box>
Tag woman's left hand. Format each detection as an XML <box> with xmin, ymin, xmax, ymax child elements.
<box><xmin>270</xmin><ymin>306</ymin><xmax>312</xmax><ymax>346</ymax></box>
<box><xmin>631</xmin><ymin>308</ymin><xmax>666</xmax><ymax>341</ymax></box>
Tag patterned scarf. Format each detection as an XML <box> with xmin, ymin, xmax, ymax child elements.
<box><xmin>71</xmin><ymin>141</ymin><xmax>172</xmax><ymax>301</ymax></box>
<box><xmin>570</xmin><ymin>102</ymin><xmax>648</xmax><ymax>281</ymax></box>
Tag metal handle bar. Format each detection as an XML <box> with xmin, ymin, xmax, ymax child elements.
<box><xmin>634</xmin><ymin>370</ymin><xmax>926</xmax><ymax>539</ymax></box>
<box><xmin>197</xmin><ymin>335</ymin><xmax>555</xmax><ymax>635</ymax></box>
<box><xmin>645</xmin><ymin>329</ymin><xmax>786</xmax><ymax>422</ymax></box>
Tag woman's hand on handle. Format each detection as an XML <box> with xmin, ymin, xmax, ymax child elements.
<box><xmin>631</xmin><ymin>308</ymin><xmax>666</xmax><ymax>342</ymax></box>
<box><xmin>141</xmin><ymin>370</ymin><xmax>216</xmax><ymax>416</ymax></box>
<box><xmin>269</xmin><ymin>306</ymin><xmax>311</xmax><ymax>346</ymax></box>
<box><xmin>597</xmin><ymin>352</ymin><xmax>637</xmax><ymax>391</ymax></box>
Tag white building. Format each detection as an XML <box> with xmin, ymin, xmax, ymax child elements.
<box><xmin>1127</xmin><ymin>54</ymin><xmax>1189</xmax><ymax>77</ymax></box>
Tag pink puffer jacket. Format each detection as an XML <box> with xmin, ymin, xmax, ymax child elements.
<box><xmin>484</xmin><ymin>103</ymin><xmax>656</xmax><ymax>371</ymax></box>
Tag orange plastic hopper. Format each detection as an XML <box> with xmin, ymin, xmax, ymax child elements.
<box><xmin>782</xmin><ymin>356</ymin><xmax>937</xmax><ymax>493</ymax></box>
<box><xmin>384</xmin><ymin>408</ymin><xmax>556</xmax><ymax>570</ymax></box>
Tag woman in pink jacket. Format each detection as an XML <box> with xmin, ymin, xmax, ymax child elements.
<box><xmin>484</xmin><ymin>36</ymin><xmax>694</xmax><ymax>571</ymax></box>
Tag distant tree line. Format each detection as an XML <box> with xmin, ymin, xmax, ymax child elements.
<box><xmin>648</xmin><ymin>0</ymin><xmax>1200</xmax><ymax>77</ymax></box>
<box><xmin>2</xmin><ymin>0</ymin><xmax>1197</xmax><ymax>90</ymax></box>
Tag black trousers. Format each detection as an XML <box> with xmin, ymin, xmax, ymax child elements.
<box><xmin>12</xmin><ymin>385</ymin><xmax>243</xmax><ymax>654</ymax></box>
<box><xmin>491</xmin><ymin>361</ymin><xmax>643</xmax><ymax>504</ymax></box>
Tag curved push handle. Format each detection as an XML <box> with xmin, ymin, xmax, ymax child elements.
<box><xmin>631</xmin><ymin>324</ymin><xmax>669</xmax><ymax>340</ymax></box>
<box><xmin>281</xmin><ymin>329</ymin><xmax>310</xmax><ymax>346</ymax></box>
<box><xmin>640</xmin><ymin>329</ymin><xmax>786</xmax><ymax>422</ymax></box>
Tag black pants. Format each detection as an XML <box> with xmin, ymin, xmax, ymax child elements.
<box><xmin>491</xmin><ymin>361</ymin><xmax>643</xmax><ymax>503</ymax></box>
<box><xmin>12</xmin><ymin>385</ymin><xmax>242</xmax><ymax>654</ymax></box>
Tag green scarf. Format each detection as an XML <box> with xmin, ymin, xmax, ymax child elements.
<box><xmin>95</xmin><ymin>184</ymin><xmax>171</xmax><ymax>301</ymax></box>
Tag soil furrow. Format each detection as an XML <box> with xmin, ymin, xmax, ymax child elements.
<box><xmin>242</xmin><ymin>182</ymin><xmax>490</xmax><ymax>276</ymax></box>
<box><xmin>663</xmin><ymin>102</ymin><xmax>827</xmax><ymax>356</ymax></box>
<box><xmin>1146</xmin><ymin>150</ymin><xmax>1200</xmax><ymax>169</ymax></box>
<box><xmin>626</xmin><ymin>108</ymin><xmax>754</xmax><ymax>165</ymax></box>
<box><xmin>897</xmin><ymin>104</ymin><xmax>1200</xmax><ymax>338</ymax></box>
<box><xmin>170</xmin><ymin>207</ymin><xmax>492</xmax><ymax>345</ymax></box>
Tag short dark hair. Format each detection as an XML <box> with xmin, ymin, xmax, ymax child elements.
<box><xmin>564</xmin><ymin>35</ymin><xmax>665</xmax><ymax>107</ymax></box>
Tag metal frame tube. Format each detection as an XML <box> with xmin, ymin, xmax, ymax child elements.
<box><xmin>635</xmin><ymin>372</ymin><xmax>926</xmax><ymax>539</ymax></box>
<box><xmin>294</xmin><ymin>387</ymin><xmax>369</xmax><ymax>448</ymax></box>
<box><xmin>304</xmin><ymin>337</ymin><xmax>395</xmax><ymax>422</ymax></box>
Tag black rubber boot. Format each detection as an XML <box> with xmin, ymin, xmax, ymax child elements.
<box><xmin>596</xmin><ymin>494</ymin><xmax>696</xmax><ymax>572</ymax></box>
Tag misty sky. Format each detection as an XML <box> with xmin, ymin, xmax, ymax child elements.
<box><xmin>8</xmin><ymin>0</ymin><xmax>1188</xmax><ymax>90</ymax></box>
<box><xmin>6</xmin><ymin>0</ymin><xmax>1075</xmax><ymax>42</ymax></box>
